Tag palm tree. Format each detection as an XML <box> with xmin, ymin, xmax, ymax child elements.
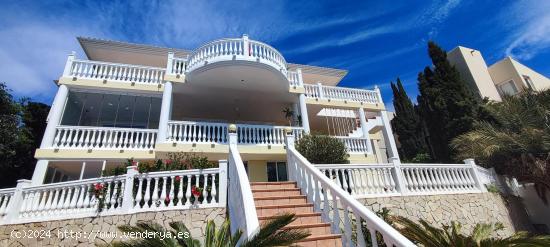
<box><xmin>390</xmin><ymin>215</ymin><xmax>550</xmax><ymax>246</ymax></box>
<box><xmin>108</xmin><ymin>213</ymin><xmax>310</xmax><ymax>247</ymax></box>
<box><xmin>452</xmin><ymin>90</ymin><xmax>550</xmax><ymax>203</ymax></box>
<box><xmin>282</xmin><ymin>107</ymin><xmax>294</xmax><ymax>126</ymax></box>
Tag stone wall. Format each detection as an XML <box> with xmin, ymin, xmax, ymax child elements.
<box><xmin>360</xmin><ymin>192</ymin><xmax>532</xmax><ymax>238</ymax></box>
<box><xmin>0</xmin><ymin>208</ymin><xmax>226</xmax><ymax>247</ymax></box>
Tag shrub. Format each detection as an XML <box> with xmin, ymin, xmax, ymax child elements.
<box><xmin>295</xmin><ymin>134</ymin><xmax>349</xmax><ymax>164</ymax></box>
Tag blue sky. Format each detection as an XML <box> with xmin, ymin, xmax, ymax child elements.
<box><xmin>1</xmin><ymin>0</ymin><xmax>549</xmax><ymax>109</ymax></box>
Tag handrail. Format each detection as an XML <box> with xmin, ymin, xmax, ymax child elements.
<box><xmin>304</xmin><ymin>83</ymin><xmax>381</xmax><ymax>104</ymax></box>
<box><xmin>228</xmin><ymin>145</ymin><xmax>259</xmax><ymax>238</ymax></box>
<box><xmin>68</xmin><ymin>59</ymin><xmax>165</xmax><ymax>85</ymax></box>
<box><xmin>52</xmin><ymin>126</ymin><xmax>158</xmax><ymax>150</ymax></box>
<box><xmin>287</xmin><ymin>145</ymin><xmax>416</xmax><ymax>246</ymax></box>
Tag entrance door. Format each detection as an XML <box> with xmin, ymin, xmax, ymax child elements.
<box><xmin>267</xmin><ymin>162</ymin><xmax>288</xmax><ymax>182</ymax></box>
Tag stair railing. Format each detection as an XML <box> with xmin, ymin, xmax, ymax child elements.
<box><xmin>285</xmin><ymin>133</ymin><xmax>416</xmax><ymax>247</ymax></box>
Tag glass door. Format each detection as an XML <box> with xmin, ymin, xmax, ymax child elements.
<box><xmin>267</xmin><ymin>162</ymin><xmax>288</xmax><ymax>182</ymax></box>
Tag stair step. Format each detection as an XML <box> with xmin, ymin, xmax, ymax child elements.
<box><xmin>282</xmin><ymin>223</ymin><xmax>332</xmax><ymax>235</ymax></box>
<box><xmin>250</xmin><ymin>181</ymin><xmax>297</xmax><ymax>190</ymax></box>
<box><xmin>255</xmin><ymin>203</ymin><xmax>313</xmax><ymax>217</ymax></box>
<box><xmin>259</xmin><ymin>212</ymin><xmax>323</xmax><ymax>226</ymax></box>
<box><xmin>298</xmin><ymin>234</ymin><xmax>343</xmax><ymax>247</ymax></box>
<box><xmin>252</xmin><ymin>188</ymin><xmax>301</xmax><ymax>197</ymax></box>
<box><xmin>253</xmin><ymin>195</ymin><xmax>307</xmax><ymax>206</ymax></box>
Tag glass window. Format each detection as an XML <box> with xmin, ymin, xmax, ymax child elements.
<box><xmin>267</xmin><ymin>162</ymin><xmax>288</xmax><ymax>182</ymax></box>
<box><xmin>99</xmin><ymin>94</ymin><xmax>119</xmax><ymax>127</ymax></box>
<box><xmin>115</xmin><ymin>95</ymin><xmax>135</xmax><ymax>128</ymax></box>
<box><xmin>61</xmin><ymin>91</ymin><xmax>85</xmax><ymax>126</ymax></box>
<box><xmin>148</xmin><ymin>97</ymin><xmax>162</xmax><ymax>129</ymax></box>
<box><xmin>523</xmin><ymin>75</ymin><xmax>536</xmax><ymax>90</ymax></box>
<box><xmin>133</xmin><ymin>97</ymin><xmax>151</xmax><ymax>128</ymax></box>
<box><xmin>498</xmin><ymin>80</ymin><xmax>518</xmax><ymax>96</ymax></box>
<box><xmin>80</xmin><ymin>93</ymin><xmax>102</xmax><ymax>126</ymax></box>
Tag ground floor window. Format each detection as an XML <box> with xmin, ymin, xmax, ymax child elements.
<box><xmin>267</xmin><ymin>162</ymin><xmax>287</xmax><ymax>182</ymax></box>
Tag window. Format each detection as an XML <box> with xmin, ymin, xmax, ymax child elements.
<box><xmin>497</xmin><ymin>80</ymin><xmax>519</xmax><ymax>96</ymax></box>
<box><xmin>267</xmin><ymin>162</ymin><xmax>288</xmax><ymax>182</ymax></box>
<box><xmin>523</xmin><ymin>75</ymin><xmax>536</xmax><ymax>90</ymax></box>
<box><xmin>61</xmin><ymin>91</ymin><xmax>161</xmax><ymax>129</ymax></box>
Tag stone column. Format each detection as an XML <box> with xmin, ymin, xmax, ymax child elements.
<box><xmin>298</xmin><ymin>94</ymin><xmax>310</xmax><ymax>133</ymax></box>
<box><xmin>379</xmin><ymin>110</ymin><xmax>399</xmax><ymax>161</ymax></box>
<box><xmin>157</xmin><ymin>81</ymin><xmax>173</xmax><ymax>143</ymax></box>
<box><xmin>121</xmin><ymin>165</ymin><xmax>138</xmax><ymax>212</ymax></box>
<box><xmin>40</xmin><ymin>84</ymin><xmax>69</xmax><ymax>148</ymax></box>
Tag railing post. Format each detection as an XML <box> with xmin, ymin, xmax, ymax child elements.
<box><xmin>389</xmin><ymin>158</ymin><xmax>408</xmax><ymax>195</ymax></box>
<box><xmin>464</xmin><ymin>159</ymin><xmax>487</xmax><ymax>192</ymax></box>
<box><xmin>298</xmin><ymin>94</ymin><xmax>310</xmax><ymax>133</ymax></box>
<box><xmin>62</xmin><ymin>51</ymin><xmax>76</xmax><ymax>76</ymax></box>
<box><xmin>317</xmin><ymin>82</ymin><xmax>324</xmax><ymax>98</ymax></box>
<box><xmin>374</xmin><ymin>85</ymin><xmax>383</xmax><ymax>104</ymax></box>
<box><xmin>166</xmin><ymin>52</ymin><xmax>174</xmax><ymax>74</ymax></box>
<box><xmin>218</xmin><ymin>160</ymin><xmax>228</xmax><ymax>206</ymax></box>
<box><xmin>242</xmin><ymin>34</ymin><xmax>250</xmax><ymax>57</ymax></box>
<box><xmin>157</xmin><ymin>81</ymin><xmax>173</xmax><ymax>144</ymax></box>
<box><xmin>296</xmin><ymin>68</ymin><xmax>304</xmax><ymax>86</ymax></box>
<box><xmin>228</xmin><ymin>124</ymin><xmax>238</xmax><ymax>147</ymax></box>
<box><xmin>121</xmin><ymin>166</ymin><xmax>138</xmax><ymax>212</ymax></box>
<box><xmin>284</xmin><ymin>130</ymin><xmax>296</xmax><ymax>181</ymax></box>
<box><xmin>5</xmin><ymin>179</ymin><xmax>31</xmax><ymax>223</ymax></box>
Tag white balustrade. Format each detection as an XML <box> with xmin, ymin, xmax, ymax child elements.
<box><xmin>249</xmin><ymin>40</ymin><xmax>287</xmax><ymax>73</ymax></box>
<box><xmin>131</xmin><ymin>168</ymin><xmax>223</xmax><ymax>211</ymax></box>
<box><xmin>52</xmin><ymin>126</ymin><xmax>157</xmax><ymax>150</ymax></box>
<box><xmin>0</xmin><ymin>189</ymin><xmax>15</xmax><ymax>221</ymax></box>
<box><xmin>68</xmin><ymin>59</ymin><xmax>165</xmax><ymax>85</ymax></box>
<box><xmin>167</xmin><ymin>121</ymin><xmax>228</xmax><ymax>144</ymax></box>
<box><xmin>336</xmin><ymin>137</ymin><xmax>370</xmax><ymax>153</ymax></box>
<box><xmin>227</xmin><ymin>137</ymin><xmax>259</xmax><ymax>238</ymax></box>
<box><xmin>287</xmin><ymin>70</ymin><xmax>302</xmax><ymax>87</ymax></box>
<box><xmin>187</xmin><ymin>38</ymin><xmax>245</xmax><ymax>72</ymax></box>
<box><xmin>286</xmin><ymin>143</ymin><xmax>416</xmax><ymax>246</ymax></box>
<box><xmin>170</xmin><ymin>57</ymin><xmax>187</xmax><ymax>75</ymax></box>
<box><xmin>304</xmin><ymin>84</ymin><xmax>381</xmax><ymax>104</ymax></box>
<box><xmin>18</xmin><ymin>176</ymin><xmax>125</xmax><ymax>222</ymax></box>
<box><xmin>315</xmin><ymin>164</ymin><xmax>399</xmax><ymax>198</ymax></box>
<box><xmin>401</xmin><ymin>164</ymin><xmax>478</xmax><ymax>195</ymax></box>
<box><xmin>236</xmin><ymin>124</ymin><xmax>304</xmax><ymax>145</ymax></box>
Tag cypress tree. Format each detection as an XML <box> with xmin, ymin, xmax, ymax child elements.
<box><xmin>417</xmin><ymin>42</ymin><xmax>480</xmax><ymax>162</ymax></box>
<box><xmin>390</xmin><ymin>78</ymin><xmax>427</xmax><ymax>160</ymax></box>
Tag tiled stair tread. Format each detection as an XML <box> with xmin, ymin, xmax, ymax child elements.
<box><xmin>258</xmin><ymin>212</ymin><xmax>322</xmax><ymax>220</ymax></box>
<box><xmin>253</xmin><ymin>195</ymin><xmax>307</xmax><ymax>200</ymax></box>
<box><xmin>251</xmin><ymin>188</ymin><xmax>301</xmax><ymax>192</ymax></box>
<box><xmin>250</xmin><ymin>181</ymin><xmax>297</xmax><ymax>185</ymax></box>
<box><xmin>281</xmin><ymin>222</ymin><xmax>330</xmax><ymax>230</ymax></box>
<box><xmin>298</xmin><ymin>234</ymin><xmax>343</xmax><ymax>242</ymax></box>
<box><xmin>255</xmin><ymin>203</ymin><xmax>313</xmax><ymax>209</ymax></box>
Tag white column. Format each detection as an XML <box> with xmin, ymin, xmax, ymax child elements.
<box><xmin>298</xmin><ymin>94</ymin><xmax>310</xmax><ymax>133</ymax></box>
<box><xmin>218</xmin><ymin>160</ymin><xmax>228</xmax><ymax>206</ymax></box>
<box><xmin>296</xmin><ymin>68</ymin><xmax>304</xmax><ymax>86</ymax></box>
<box><xmin>243</xmin><ymin>34</ymin><xmax>250</xmax><ymax>56</ymax></box>
<box><xmin>389</xmin><ymin>157</ymin><xmax>408</xmax><ymax>195</ymax></box>
<box><xmin>41</xmin><ymin>84</ymin><xmax>69</xmax><ymax>148</ymax></box>
<box><xmin>157</xmin><ymin>81</ymin><xmax>173</xmax><ymax>143</ymax></box>
<box><xmin>31</xmin><ymin>160</ymin><xmax>49</xmax><ymax>185</ymax></box>
<box><xmin>121</xmin><ymin>165</ymin><xmax>138</xmax><ymax>212</ymax></box>
<box><xmin>380</xmin><ymin>110</ymin><xmax>399</xmax><ymax>161</ymax></box>
<box><xmin>62</xmin><ymin>51</ymin><xmax>76</xmax><ymax>77</ymax></box>
<box><xmin>166</xmin><ymin>52</ymin><xmax>174</xmax><ymax>74</ymax></box>
<box><xmin>358</xmin><ymin>108</ymin><xmax>373</xmax><ymax>154</ymax></box>
<box><xmin>79</xmin><ymin>162</ymin><xmax>86</xmax><ymax>180</ymax></box>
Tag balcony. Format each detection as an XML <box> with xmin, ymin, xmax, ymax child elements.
<box><xmin>52</xmin><ymin>126</ymin><xmax>158</xmax><ymax>150</ymax></box>
<box><xmin>304</xmin><ymin>83</ymin><xmax>382</xmax><ymax>105</ymax></box>
<box><xmin>62</xmin><ymin>58</ymin><xmax>166</xmax><ymax>89</ymax></box>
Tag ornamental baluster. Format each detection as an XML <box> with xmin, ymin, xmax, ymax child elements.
<box><xmin>210</xmin><ymin>174</ymin><xmax>217</xmax><ymax>204</ymax></box>
<box><xmin>134</xmin><ymin>175</ymin><xmax>144</xmax><ymax>209</ymax></box>
<box><xmin>185</xmin><ymin>175</ymin><xmax>192</xmax><ymax>206</ymax></box>
<box><xmin>144</xmin><ymin>177</ymin><xmax>152</xmax><ymax>208</ymax></box>
<box><xmin>152</xmin><ymin>177</ymin><xmax>159</xmax><ymax>207</ymax></box>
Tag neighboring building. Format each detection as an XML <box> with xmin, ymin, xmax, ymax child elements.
<box><xmin>448</xmin><ymin>46</ymin><xmax>550</xmax><ymax>101</ymax></box>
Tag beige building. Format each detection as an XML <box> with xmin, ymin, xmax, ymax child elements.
<box><xmin>448</xmin><ymin>46</ymin><xmax>550</xmax><ymax>101</ymax></box>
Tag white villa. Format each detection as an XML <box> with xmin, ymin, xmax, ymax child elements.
<box><xmin>0</xmin><ymin>36</ymin><xmax>506</xmax><ymax>247</ymax></box>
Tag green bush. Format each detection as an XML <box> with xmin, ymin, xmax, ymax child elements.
<box><xmin>295</xmin><ymin>134</ymin><xmax>349</xmax><ymax>164</ymax></box>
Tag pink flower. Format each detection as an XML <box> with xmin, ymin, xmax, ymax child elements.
<box><xmin>165</xmin><ymin>196</ymin><xmax>171</xmax><ymax>202</ymax></box>
<box><xmin>191</xmin><ymin>186</ymin><xmax>201</xmax><ymax>197</ymax></box>
<box><xmin>165</xmin><ymin>159</ymin><xmax>173</xmax><ymax>165</ymax></box>
<box><xmin>132</xmin><ymin>161</ymin><xmax>138</xmax><ymax>166</ymax></box>
<box><xmin>94</xmin><ymin>183</ymin><xmax>104</xmax><ymax>191</ymax></box>
<box><xmin>175</xmin><ymin>176</ymin><xmax>181</xmax><ymax>182</ymax></box>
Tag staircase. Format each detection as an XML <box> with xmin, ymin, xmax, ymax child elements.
<box><xmin>251</xmin><ymin>181</ymin><xmax>342</xmax><ymax>247</ymax></box>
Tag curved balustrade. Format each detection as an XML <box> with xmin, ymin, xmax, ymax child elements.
<box><xmin>69</xmin><ymin>59</ymin><xmax>165</xmax><ymax>85</ymax></box>
<box><xmin>236</xmin><ymin>124</ymin><xmax>303</xmax><ymax>145</ymax></box>
<box><xmin>315</xmin><ymin>164</ymin><xmax>399</xmax><ymax>198</ymax></box>
<box><xmin>19</xmin><ymin>176</ymin><xmax>125</xmax><ymax>221</ymax></box>
<box><xmin>287</xmin><ymin>70</ymin><xmax>301</xmax><ymax>87</ymax></box>
<box><xmin>167</xmin><ymin>121</ymin><xmax>228</xmax><ymax>144</ymax></box>
<box><xmin>336</xmin><ymin>137</ymin><xmax>371</xmax><ymax>153</ymax></box>
<box><xmin>287</xmin><ymin>146</ymin><xmax>416</xmax><ymax>247</ymax></box>
<box><xmin>131</xmin><ymin>168</ymin><xmax>221</xmax><ymax>211</ymax></box>
<box><xmin>304</xmin><ymin>84</ymin><xmax>381</xmax><ymax>104</ymax></box>
<box><xmin>249</xmin><ymin>40</ymin><xmax>287</xmax><ymax>73</ymax></box>
<box><xmin>52</xmin><ymin>126</ymin><xmax>157</xmax><ymax>150</ymax></box>
<box><xmin>401</xmin><ymin>164</ymin><xmax>478</xmax><ymax>195</ymax></box>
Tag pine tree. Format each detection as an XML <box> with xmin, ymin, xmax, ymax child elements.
<box><xmin>390</xmin><ymin>78</ymin><xmax>427</xmax><ymax>160</ymax></box>
<box><xmin>417</xmin><ymin>42</ymin><xmax>480</xmax><ymax>162</ymax></box>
